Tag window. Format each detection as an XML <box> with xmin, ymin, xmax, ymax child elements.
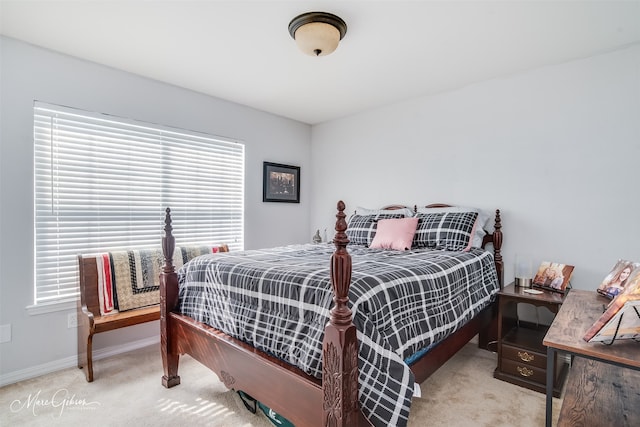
<box><xmin>34</xmin><ymin>102</ymin><xmax>244</xmax><ymax>305</ymax></box>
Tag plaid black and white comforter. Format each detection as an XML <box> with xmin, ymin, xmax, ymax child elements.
<box><xmin>177</xmin><ymin>244</ymin><xmax>500</xmax><ymax>427</ymax></box>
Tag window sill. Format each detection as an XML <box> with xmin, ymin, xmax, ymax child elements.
<box><xmin>26</xmin><ymin>299</ymin><xmax>77</xmax><ymax>316</ymax></box>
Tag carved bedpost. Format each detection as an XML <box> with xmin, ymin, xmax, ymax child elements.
<box><xmin>323</xmin><ymin>201</ymin><xmax>360</xmax><ymax>427</ymax></box>
<box><xmin>160</xmin><ymin>207</ymin><xmax>181</xmax><ymax>388</ymax></box>
<box><xmin>479</xmin><ymin>209</ymin><xmax>505</xmax><ymax>351</ymax></box>
<box><xmin>493</xmin><ymin>209</ymin><xmax>504</xmax><ymax>287</ymax></box>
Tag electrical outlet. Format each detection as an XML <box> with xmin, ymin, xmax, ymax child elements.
<box><xmin>67</xmin><ymin>313</ymin><xmax>78</xmax><ymax>328</ymax></box>
<box><xmin>0</xmin><ymin>324</ymin><xmax>11</xmax><ymax>343</ymax></box>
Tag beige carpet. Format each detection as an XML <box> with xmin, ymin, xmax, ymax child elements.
<box><xmin>0</xmin><ymin>342</ymin><xmax>562</xmax><ymax>426</ymax></box>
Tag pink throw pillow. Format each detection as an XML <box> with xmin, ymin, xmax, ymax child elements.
<box><xmin>370</xmin><ymin>217</ymin><xmax>419</xmax><ymax>251</ymax></box>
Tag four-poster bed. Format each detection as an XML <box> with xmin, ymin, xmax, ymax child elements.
<box><xmin>159</xmin><ymin>201</ymin><xmax>503</xmax><ymax>426</ymax></box>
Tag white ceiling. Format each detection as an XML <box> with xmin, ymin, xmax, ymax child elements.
<box><xmin>2</xmin><ymin>1</ymin><xmax>639</xmax><ymax>125</ymax></box>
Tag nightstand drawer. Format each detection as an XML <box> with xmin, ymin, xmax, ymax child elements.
<box><xmin>502</xmin><ymin>344</ymin><xmax>546</xmax><ymax>369</ymax></box>
<box><xmin>502</xmin><ymin>359</ymin><xmax>546</xmax><ymax>384</ymax></box>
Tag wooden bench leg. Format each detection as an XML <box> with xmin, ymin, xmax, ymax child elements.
<box><xmin>86</xmin><ymin>333</ymin><xmax>94</xmax><ymax>382</ymax></box>
<box><xmin>77</xmin><ymin>314</ymin><xmax>94</xmax><ymax>382</ymax></box>
<box><xmin>78</xmin><ymin>333</ymin><xmax>94</xmax><ymax>382</ymax></box>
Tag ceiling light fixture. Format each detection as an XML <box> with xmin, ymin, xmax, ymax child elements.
<box><xmin>288</xmin><ymin>12</ymin><xmax>347</xmax><ymax>57</ymax></box>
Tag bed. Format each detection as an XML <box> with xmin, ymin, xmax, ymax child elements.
<box><xmin>159</xmin><ymin>201</ymin><xmax>503</xmax><ymax>427</ymax></box>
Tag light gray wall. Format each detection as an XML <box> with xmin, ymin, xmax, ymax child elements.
<box><xmin>311</xmin><ymin>44</ymin><xmax>640</xmax><ymax>291</ymax></box>
<box><xmin>0</xmin><ymin>36</ymin><xmax>311</xmax><ymax>382</ymax></box>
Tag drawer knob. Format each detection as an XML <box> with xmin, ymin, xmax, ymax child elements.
<box><xmin>518</xmin><ymin>351</ymin><xmax>535</xmax><ymax>362</ymax></box>
<box><xmin>517</xmin><ymin>366</ymin><xmax>534</xmax><ymax>377</ymax></box>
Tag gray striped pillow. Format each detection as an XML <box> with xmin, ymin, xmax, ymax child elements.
<box><xmin>412</xmin><ymin>211</ymin><xmax>478</xmax><ymax>251</ymax></box>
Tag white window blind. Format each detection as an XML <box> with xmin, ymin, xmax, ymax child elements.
<box><xmin>34</xmin><ymin>102</ymin><xmax>244</xmax><ymax>305</ymax></box>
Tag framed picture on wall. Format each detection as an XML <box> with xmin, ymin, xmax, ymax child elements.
<box><xmin>263</xmin><ymin>162</ymin><xmax>300</xmax><ymax>203</ymax></box>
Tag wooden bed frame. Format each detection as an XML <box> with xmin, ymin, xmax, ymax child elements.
<box><xmin>160</xmin><ymin>202</ymin><xmax>503</xmax><ymax>426</ymax></box>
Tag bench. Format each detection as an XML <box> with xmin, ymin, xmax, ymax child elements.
<box><xmin>77</xmin><ymin>244</ymin><xmax>229</xmax><ymax>382</ymax></box>
<box><xmin>558</xmin><ymin>356</ymin><xmax>640</xmax><ymax>426</ymax></box>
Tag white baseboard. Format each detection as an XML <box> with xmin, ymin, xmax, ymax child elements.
<box><xmin>0</xmin><ymin>336</ymin><xmax>159</xmax><ymax>387</ymax></box>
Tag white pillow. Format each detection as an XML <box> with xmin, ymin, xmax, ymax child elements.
<box><xmin>355</xmin><ymin>206</ymin><xmax>414</xmax><ymax>218</ymax></box>
<box><xmin>415</xmin><ymin>206</ymin><xmax>490</xmax><ymax>248</ymax></box>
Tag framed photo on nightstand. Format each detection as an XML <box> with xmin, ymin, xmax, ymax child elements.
<box><xmin>533</xmin><ymin>261</ymin><xmax>574</xmax><ymax>293</ymax></box>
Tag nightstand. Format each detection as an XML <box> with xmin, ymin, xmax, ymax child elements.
<box><xmin>493</xmin><ymin>282</ymin><xmax>569</xmax><ymax>397</ymax></box>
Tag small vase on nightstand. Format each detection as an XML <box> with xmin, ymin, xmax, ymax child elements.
<box><xmin>515</xmin><ymin>253</ymin><xmax>533</xmax><ymax>288</ymax></box>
